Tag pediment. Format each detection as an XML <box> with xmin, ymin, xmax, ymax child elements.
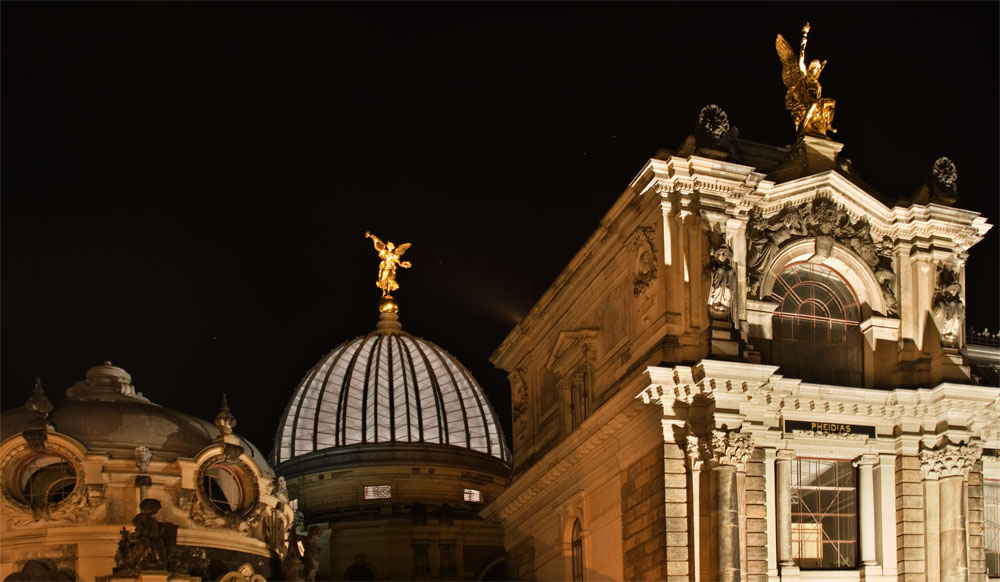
<box><xmin>545</xmin><ymin>329</ymin><xmax>598</xmax><ymax>376</ymax></box>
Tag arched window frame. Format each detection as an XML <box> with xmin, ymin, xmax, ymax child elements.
<box><xmin>571</xmin><ymin>519</ymin><xmax>583</xmax><ymax>582</ymax></box>
<box><xmin>769</xmin><ymin>262</ymin><xmax>864</xmax><ymax>387</ymax></box>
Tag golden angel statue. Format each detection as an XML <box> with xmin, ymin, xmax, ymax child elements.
<box><xmin>776</xmin><ymin>22</ymin><xmax>836</xmax><ymax>137</ymax></box>
<box><xmin>365</xmin><ymin>232</ymin><xmax>412</xmax><ymax>298</ymax></box>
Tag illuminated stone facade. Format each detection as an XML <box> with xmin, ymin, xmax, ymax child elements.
<box><xmin>0</xmin><ymin>363</ymin><xmax>293</xmax><ymax>582</ymax></box>
<box><xmin>484</xmin><ymin>111</ymin><xmax>1000</xmax><ymax>582</ymax></box>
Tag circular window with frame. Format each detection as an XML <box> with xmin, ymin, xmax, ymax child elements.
<box><xmin>14</xmin><ymin>453</ymin><xmax>78</xmax><ymax>505</ymax></box>
<box><xmin>1</xmin><ymin>442</ymin><xmax>87</xmax><ymax>520</ymax></box>
<box><xmin>196</xmin><ymin>456</ymin><xmax>259</xmax><ymax>519</ymax></box>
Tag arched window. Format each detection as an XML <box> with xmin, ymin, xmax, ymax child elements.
<box><xmin>571</xmin><ymin>519</ymin><xmax>583</xmax><ymax>582</ymax></box>
<box><xmin>771</xmin><ymin>264</ymin><xmax>863</xmax><ymax>386</ymax></box>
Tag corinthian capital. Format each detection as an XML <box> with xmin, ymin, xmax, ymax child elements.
<box><xmin>687</xmin><ymin>429</ymin><xmax>754</xmax><ymax>471</ymax></box>
<box><xmin>919</xmin><ymin>443</ymin><xmax>982</xmax><ymax>480</ymax></box>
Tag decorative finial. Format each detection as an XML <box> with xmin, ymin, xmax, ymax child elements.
<box><xmin>776</xmin><ymin>23</ymin><xmax>836</xmax><ymax>137</ymax></box>
<box><xmin>365</xmin><ymin>232</ymin><xmax>412</xmax><ymax>313</ymax></box>
<box><xmin>26</xmin><ymin>375</ymin><xmax>54</xmax><ymax>416</ymax></box>
<box><xmin>215</xmin><ymin>394</ymin><xmax>237</xmax><ymax>435</ymax></box>
<box><xmin>932</xmin><ymin>157</ymin><xmax>958</xmax><ymax>187</ymax></box>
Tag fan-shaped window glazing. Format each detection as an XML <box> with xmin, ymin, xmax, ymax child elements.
<box><xmin>770</xmin><ymin>264</ymin><xmax>863</xmax><ymax>386</ymax></box>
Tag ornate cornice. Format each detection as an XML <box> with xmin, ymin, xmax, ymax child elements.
<box><xmin>919</xmin><ymin>443</ymin><xmax>981</xmax><ymax>480</ymax></box>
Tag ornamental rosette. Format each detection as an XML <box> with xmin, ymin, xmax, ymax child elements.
<box><xmin>932</xmin><ymin>157</ymin><xmax>958</xmax><ymax>186</ymax></box>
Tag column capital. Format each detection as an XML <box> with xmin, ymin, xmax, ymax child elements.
<box><xmin>853</xmin><ymin>453</ymin><xmax>879</xmax><ymax>467</ymax></box>
<box><xmin>687</xmin><ymin>429</ymin><xmax>754</xmax><ymax>471</ymax></box>
<box><xmin>919</xmin><ymin>443</ymin><xmax>981</xmax><ymax>480</ymax></box>
<box><xmin>776</xmin><ymin>449</ymin><xmax>796</xmax><ymax>461</ymax></box>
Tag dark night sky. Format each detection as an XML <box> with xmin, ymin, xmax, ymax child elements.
<box><xmin>3</xmin><ymin>3</ymin><xmax>998</xmax><ymax>455</ymax></box>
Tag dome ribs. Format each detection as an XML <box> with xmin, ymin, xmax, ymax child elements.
<box><xmin>275</xmin><ymin>331</ymin><xmax>510</xmax><ymax>466</ymax></box>
<box><xmin>336</xmin><ymin>336</ymin><xmax>372</xmax><ymax>447</ymax></box>
<box><xmin>289</xmin><ymin>358</ymin><xmax>327</xmax><ymax>460</ymax></box>
<box><xmin>408</xmin><ymin>338</ymin><xmax>448</xmax><ymax>445</ymax></box>
<box><xmin>361</xmin><ymin>335</ymin><xmax>381</xmax><ymax>444</ymax></box>
<box><xmin>395</xmin><ymin>335</ymin><xmax>423</xmax><ymax>444</ymax></box>
<box><xmin>423</xmin><ymin>341</ymin><xmax>472</xmax><ymax>450</ymax></box>
<box><xmin>310</xmin><ymin>339</ymin><xmax>350</xmax><ymax>454</ymax></box>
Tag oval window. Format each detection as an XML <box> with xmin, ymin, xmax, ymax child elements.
<box><xmin>16</xmin><ymin>454</ymin><xmax>77</xmax><ymax>505</ymax></box>
<box><xmin>201</xmin><ymin>461</ymin><xmax>254</xmax><ymax>514</ymax></box>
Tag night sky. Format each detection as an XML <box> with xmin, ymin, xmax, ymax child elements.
<box><xmin>3</xmin><ymin>3</ymin><xmax>998</xmax><ymax>456</ymax></box>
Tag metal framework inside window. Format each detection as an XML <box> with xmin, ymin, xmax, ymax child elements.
<box><xmin>363</xmin><ymin>484</ymin><xmax>391</xmax><ymax>500</ymax></box>
<box><xmin>463</xmin><ymin>488</ymin><xmax>482</xmax><ymax>503</ymax></box>
<box><xmin>791</xmin><ymin>458</ymin><xmax>857</xmax><ymax>569</ymax></box>
<box><xmin>571</xmin><ymin>519</ymin><xmax>583</xmax><ymax>582</ymax></box>
<box><xmin>986</xmin><ymin>480</ymin><xmax>1000</xmax><ymax>577</ymax></box>
<box><xmin>771</xmin><ymin>263</ymin><xmax>863</xmax><ymax>386</ymax></box>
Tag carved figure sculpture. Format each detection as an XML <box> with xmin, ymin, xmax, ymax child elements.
<box><xmin>300</xmin><ymin>525</ymin><xmax>323</xmax><ymax>582</ymax></box>
<box><xmin>934</xmin><ymin>268</ymin><xmax>965</xmax><ymax>347</ymax></box>
<box><xmin>115</xmin><ymin>498</ymin><xmax>178</xmax><ymax>572</ymax></box>
<box><xmin>708</xmin><ymin>243</ymin><xmax>736</xmax><ymax>319</ymax></box>
<box><xmin>365</xmin><ymin>232</ymin><xmax>412</xmax><ymax>298</ymax></box>
<box><xmin>776</xmin><ymin>22</ymin><xmax>836</xmax><ymax>137</ymax></box>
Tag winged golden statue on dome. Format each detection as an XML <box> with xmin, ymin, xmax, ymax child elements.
<box><xmin>365</xmin><ymin>231</ymin><xmax>412</xmax><ymax>298</ymax></box>
<box><xmin>776</xmin><ymin>22</ymin><xmax>836</xmax><ymax>137</ymax></box>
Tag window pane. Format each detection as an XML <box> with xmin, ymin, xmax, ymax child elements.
<box><xmin>791</xmin><ymin>459</ymin><xmax>857</xmax><ymax>570</ymax></box>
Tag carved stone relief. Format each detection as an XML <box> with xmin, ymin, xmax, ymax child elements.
<box><xmin>745</xmin><ymin>198</ymin><xmax>898</xmax><ymax>313</ymax></box>
<box><xmin>695</xmin><ymin>104</ymin><xmax>734</xmax><ymax>151</ymax></box>
<box><xmin>933</xmin><ymin>267</ymin><xmax>964</xmax><ymax>347</ymax></box>
<box><xmin>630</xmin><ymin>225</ymin><xmax>658</xmax><ymax>298</ymax></box>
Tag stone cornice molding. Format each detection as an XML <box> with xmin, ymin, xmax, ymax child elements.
<box><xmin>637</xmin><ymin>362</ymin><xmax>1000</xmax><ymax>440</ymax></box>
<box><xmin>919</xmin><ymin>443</ymin><xmax>981</xmax><ymax>480</ymax></box>
<box><xmin>687</xmin><ymin>429</ymin><xmax>754</xmax><ymax>471</ymax></box>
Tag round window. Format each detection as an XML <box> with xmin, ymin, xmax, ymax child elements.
<box><xmin>16</xmin><ymin>454</ymin><xmax>77</xmax><ymax>505</ymax></box>
<box><xmin>200</xmin><ymin>460</ymin><xmax>255</xmax><ymax>515</ymax></box>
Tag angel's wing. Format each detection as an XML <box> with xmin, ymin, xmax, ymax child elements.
<box><xmin>395</xmin><ymin>242</ymin><xmax>412</xmax><ymax>256</ymax></box>
<box><xmin>775</xmin><ymin>34</ymin><xmax>800</xmax><ymax>89</ymax></box>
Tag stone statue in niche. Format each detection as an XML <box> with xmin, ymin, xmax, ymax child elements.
<box><xmin>288</xmin><ymin>525</ymin><xmax>323</xmax><ymax>582</ymax></box>
<box><xmin>874</xmin><ymin>236</ymin><xmax>899</xmax><ymax>316</ymax></box>
<box><xmin>114</xmin><ymin>498</ymin><xmax>178</xmax><ymax>572</ymax></box>
<box><xmin>708</xmin><ymin>242</ymin><xmax>736</xmax><ymax>319</ymax></box>
<box><xmin>934</xmin><ymin>267</ymin><xmax>965</xmax><ymax>348</ymax></box>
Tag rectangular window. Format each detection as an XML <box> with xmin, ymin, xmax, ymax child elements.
<box><xmin>364</xmin><ymin>484</ymin><xmax>392</xmax><ymax>500</ymax></box>
<box><xmin>791</xmin><ymin>458</ymin><xmax>857</xmax><ymax>569</ymax></box>
<box><xmin>986</xmin><ymin>480</ymin><xmax>1000</xmax><ymax>577</ymax></box>
<box><xmin>464</xmin><ymin>488</ymin><xmax>482</xmax><ymax>503</ymax></box>
<box><xmin>289</xmin><ymin>498</ymin><xmax>299</xmax><ymax>511</ymax></box>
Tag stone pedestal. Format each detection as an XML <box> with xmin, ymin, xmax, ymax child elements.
<box><xmin>709</xmin><ymin>320</ymin><xmax>740</xmax><ymax>359</ymax></box>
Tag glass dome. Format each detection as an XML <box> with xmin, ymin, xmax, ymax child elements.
<box><xmin>271</xmin><ymin>317</ymin><xmax>511</xmax><ymax>466</ymax></box>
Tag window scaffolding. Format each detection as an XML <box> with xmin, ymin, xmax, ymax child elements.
<box><xmin>791</xmin><ymin>458</ymin><xmax>858</xmax><ymax>569</ymax></box>
<box><xmin>986</xmin><ymin>480</ymin><xmax>1000</xmax><ymax>577</ymax></box>
<box><xmin>771</xmin><ymin>263</ymin><xmax>863</xmax><ymax>386</ymax></box>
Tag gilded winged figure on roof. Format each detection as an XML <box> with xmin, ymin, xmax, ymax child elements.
<box><xmin>776</xmin><ymin>23</ymin><xmax>836</xmax><ymax>137</ymax></box>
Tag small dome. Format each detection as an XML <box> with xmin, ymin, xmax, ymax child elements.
<box><xmin>272</xmin><ymin>314</ymin><xmax>511</xmax><ymax>466</ymax></box>
<box><xmin>1</xmin><ymin>363</ymin><xmax>273</xmax><ymax>474</ymax></box>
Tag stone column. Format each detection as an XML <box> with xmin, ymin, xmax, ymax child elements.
<box><xmin>854</xmin><ymin>454</ymin><xmax>879</xmax><ymax>567</ymax></box>
<box><xmin>775</xmin><ymin>450</ymin><xmax>796</xmax><ymax>568</ymax></box>
<box><xmin>920</xmin><ymin>443</ymin><xmax>982</xmax><ymax>582</ymax></box>
<box><xmin>702</xmin><ymin>430</ymin><xmax>753</xmax><ymax>582</ymax></box>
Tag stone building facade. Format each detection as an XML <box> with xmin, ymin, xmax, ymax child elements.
<box><xmin>0</xmin><ymin>363</ymin><xmax>293</xmax><ymax>581</ymax></box>
<box><xmin>483</xmin><ymin>108</ymin><xmax>1000</xmax><ymax>582</ymax></box>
